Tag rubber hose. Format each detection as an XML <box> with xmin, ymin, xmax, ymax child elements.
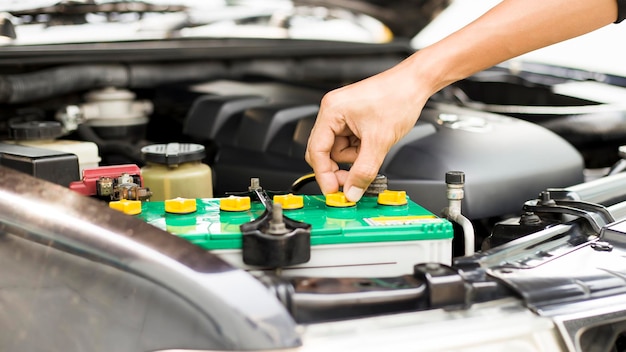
<box><xmin>76</xmin><ymin>124</ymin><xmax>144</xmax><ymax>165</ymax></box>
<box><xmin>127</xmin><ymin>62</ymin><xmax>229</xmax><ymax>88</ymax></box>
<box><xmin>0</xmin><ymin>62</ymin><xmax>230</xmax><ymax>104</ymax></box>
<box><xmin>0</xmin><ymin>64</ymin><xmax>129</xmax><ymax>104</ymax></box>
<box><xmin>0</xmin><ymin>58</ymin><xmax>396</xmax><ymax>104</ymax></box>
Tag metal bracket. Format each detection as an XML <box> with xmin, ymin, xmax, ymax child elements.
<box><xmin>523</xmin><ymin>191</ymin><xmax>614</xmax><ymax>233</ymax></box>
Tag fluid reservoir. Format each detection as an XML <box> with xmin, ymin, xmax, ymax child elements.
<box><xmin>141</xmin><ymin>143</ymin><xmax>213</xmax><ymax>201</ymax></box>
<box><xmin>8</xmin><ymin>121</ymin><xmax>101</xmax><ymax>174</ymax></box>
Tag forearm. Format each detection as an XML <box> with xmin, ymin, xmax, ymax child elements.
<box><xmin>409</xmin><ymin>0</ymin><xmax>619</xmax><ymax>97</ymax></box>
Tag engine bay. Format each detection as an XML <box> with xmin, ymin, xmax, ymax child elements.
<box><xmin>2</xmin><ymin>1</ymin><xmax>626</xmax><ymax>351</ymax></box>
<box><xmin>2</xmin><ymin>55</ymin><xmax>626</xmax><ymax>251</ymax></box>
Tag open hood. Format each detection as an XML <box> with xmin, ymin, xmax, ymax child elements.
<box><xmin>0</xmin><ymin>0</ymin><xmax>451</xmax><ymax>45</ymax></box>
<box><xmin>294</xmin><ymin>0</ymin><xmax>452</xmax><ymax>39</ymax></box>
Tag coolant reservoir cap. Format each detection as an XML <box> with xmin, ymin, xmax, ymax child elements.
<box><xmin>9</xmin><ymin>121</ymin><xmax>64</xmax><ymax>141</ymax></box>
<box><xmin>141</xmin><ymin>143</ymin><xmax>206</xmax><ymax>166</ymax></box>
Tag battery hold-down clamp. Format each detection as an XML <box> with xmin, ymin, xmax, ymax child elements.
<box><xmin>239</xmin><ymin>178</ymin><xmax>311</xmax><ymax>269</ymax></box>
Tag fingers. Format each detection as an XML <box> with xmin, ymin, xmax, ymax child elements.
<box><xmin>305</xmin><ymin>119</ymin><xmax>341</xmax><ymax>195</ymax></box>
<box><xmin>307</xmin><ymin>90</ymin><xmax>361</xmax><ymax>195</ymax></box>
<box><xmin>306</xmin><ymin>70</ymin><xmax>418</xmax><ymax>200</ymax></box>
<box><xmin>305</xmin><ymin>153</ymin><xmax>339</xmax><ymax>196</ymax></box>
<box><xmin>306</xmin><ymin>91</ymin><xmax>389</xmax><ymax>200</ymax></box>
<box><xmin>307</xmin><ymin>131</ymin><xmax>388</xmax><ymax>202</ymax></box>
<box><xmin>342</xmin><ymin>137</ymin><xmax>388</xmax><ymax>202</ymax></box>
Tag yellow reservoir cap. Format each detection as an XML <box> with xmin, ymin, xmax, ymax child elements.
<box><xmin>274</xmin><ymin>193</ymin><xmax>304</xmax><ymax>210</ymax></box>
<box><xmin>378</xmin><ymin>190</ymin><xmax>408</xmax><ymax>206</ymax></box>
<box><xmin>325</xmin><ymin>192</ymin><xmax>356</xmax><ymax>207</ymax></box>
<box><xmin>220</xmin><ymin>195</ymin><xmax>251</xmax><ymax>212</ymax></box>
<box><xmin>109</xmin><ymin>200</ymin><xmax>142</xmax><ymax>215</ymax></box>
<box><xmin>165</xmin><ymin>197</ymin><xmax>197</xmax><ymax>214</ymax></box>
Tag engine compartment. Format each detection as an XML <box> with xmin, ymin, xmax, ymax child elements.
<box><xmin>4</xmin><ymin>53</ymin><xmax>626</xmax><ymax>254</ymax></box>
<box><xmin>2</xmin><ymin>3</ymin><xmax>626</xmax><ymax>350</ymax></box>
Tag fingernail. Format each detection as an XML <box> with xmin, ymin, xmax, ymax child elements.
<box><xmin>345</xmin><ymin>186</ymin><xmax>364</xmax><ymax>202</ymax></box>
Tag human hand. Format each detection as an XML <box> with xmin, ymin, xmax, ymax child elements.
<box><xmin>305</xmin><ymin>57</ymin><xmax>430</xmax><ymax>202</ymax></box>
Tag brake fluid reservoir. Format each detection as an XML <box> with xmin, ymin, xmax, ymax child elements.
<box><xmin>140</xmin><ymin>143</ymin><xmax>213</xmax><ymax>201</ymax></box>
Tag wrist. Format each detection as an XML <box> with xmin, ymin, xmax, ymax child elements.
<box><xmin>402</xmin><ymin>48</ymin><xmax>457</xmax><ymax>103</ymax></box>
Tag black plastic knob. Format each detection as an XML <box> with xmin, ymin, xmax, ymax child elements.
<box><xmin>445</xmin><ymin>171</ymin><xmax>465</xmax><ymax>185</ymax></box>
<box><xmin>241</xmin><ymin>206</ymin><xmax>311</xmax><ymax>268</ymax></box>
<box><xmin>9</xmin><ymin>121</ymin><xmax>64</xmax><ymax>140</ymax></box>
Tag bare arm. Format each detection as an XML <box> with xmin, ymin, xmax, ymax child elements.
<box><xmin>305</xmin><ymin>0</ymin><xmax>619</xmax><ymax>202</ymax></box>
<box><xmin>420</xmin><ymin>0</ymin><xmax>618</xmax><ymax>92</ymax></box>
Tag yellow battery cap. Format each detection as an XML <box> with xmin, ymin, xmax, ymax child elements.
<box><xmin>325</xmin><ymin>192</ymin><xmax>356</xmax><ymax>207</ymax></box>
<box><xmin>109</xmin><ymin>200</ymin><xmax>142</xmax><ymax>215</ymax></box>
<box><xmin>165</xmin><ymin>197</ymin><xmax>197</xmax><ymax>214</ymax></box>
<box><xmin>274</xmin><ymin>193</ymin><xmax>304</xmax><ymax>210</ymax></box>
<box><xmin>220</xmin><ymin>195</ymin><xmax>251</xmax><ymax>212</ymax></box>
<box><xmin>378</xmin><ymin>190</ymin><xmax>408</xmax><ymax>206</ymax></box>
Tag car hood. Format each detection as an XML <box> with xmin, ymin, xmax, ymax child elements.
<box><xmin>0</xmin><ymin>0</ymin><xmax>451</xmax><ymax>45</ymax></box>
<box><xmin>294</xmin><ymin>0</ymin><xmax>452</xmax><ymax>38</ymax></box>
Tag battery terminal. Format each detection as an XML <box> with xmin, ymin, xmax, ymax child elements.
<box><xmin>268</xmin><ymin>203</ymin><xmax>289</xmax><ymax>235</ymax></box>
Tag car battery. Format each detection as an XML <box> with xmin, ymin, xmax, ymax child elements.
<box><xmin>136</xmin><ymin>191</ymin><xmax>453</xmax><ymax>277</ymax></box>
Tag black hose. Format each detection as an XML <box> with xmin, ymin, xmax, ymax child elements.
<box><xmin>0</xmin><ymin>57</ymin><xmax>398</xmax><ymax>104</ymax></box>
<box><xmin>229</xmin><ymin>57</ymin><xmax>403</xmax><ymax>82</ymax></box>
<box><xmin>127</xmin><ymin>62</ymin><xmax>227</xmax><ymax>87</ymax></box>
<box><xmin>0</xmin><ymin>62</ymin><xmax>229</xmax><ymax>104</ymax></box>
<box><xmin>0</xmin><ymin>64</ymin><xmax>129</xmax><ymax>104</ymax></box>
<box><xmin>76</xmin><ymin>124</ymin><xmax>144</xmax><ymax>165</ymax></box>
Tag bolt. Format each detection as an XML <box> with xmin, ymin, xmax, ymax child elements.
<box><xmin>539</xmin><ymin>191</ymin><xmax>556</xmax><ymax>206</ymax></box>
<box><xmin>267</xmin><ymin>203</ymin><xmax>288</xmax><ymax>236</ymax></box>
<box><xmin>591</xmin><ymin>241</ymin><xmax>613</xmax><ymax>252</ymax></box>
<box><xmin>249</xmin><ymin>178</ymin><xmax>261</xmax><ymax>192</ymax></box>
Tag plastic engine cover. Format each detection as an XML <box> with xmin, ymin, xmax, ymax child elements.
<box><xmin>383</xmin><ymin>103</ymin><xmax>584</xmax><ymax>219</ymax></box>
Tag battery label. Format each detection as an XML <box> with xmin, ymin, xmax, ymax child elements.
<box><xmin>364</xmin><ymin>215</ymin><xmax>443</xmax><ymax>226</ymax></box>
